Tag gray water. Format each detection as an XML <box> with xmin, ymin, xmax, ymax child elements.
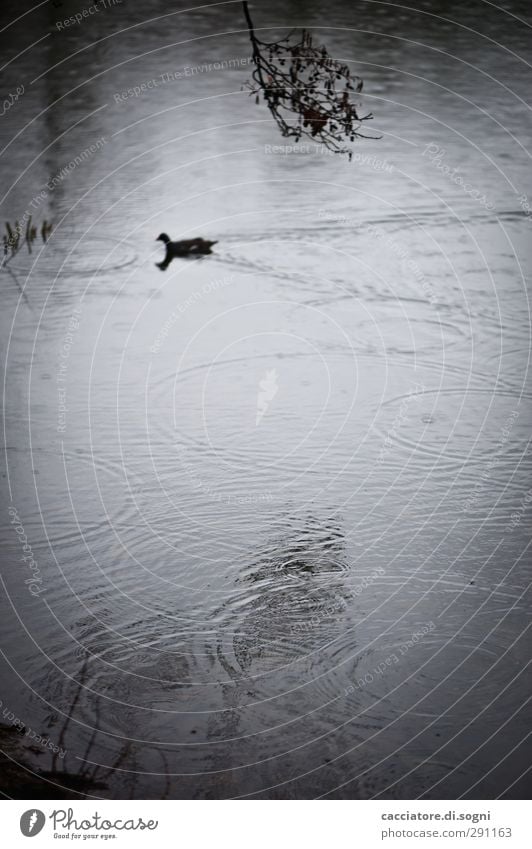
<box><xmin>0</xmin><ymin>0</ymin><xmax>531</xmax><ymax>799</ymax></box>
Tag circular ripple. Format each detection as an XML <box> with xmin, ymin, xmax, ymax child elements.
<box><xmin>372</xmin><ymin>387</ymin><xmax>530</xmax><ymax>467</ymax></box>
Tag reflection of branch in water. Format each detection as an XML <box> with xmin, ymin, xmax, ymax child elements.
<box><xmin>155</xmin><ymin>748</ymin><xmax>171</xmax><ymax>800</ymax></box>
<box><xmin>209</xmin><ymin>513</ymin><xmax>353</xmax><ymax>681</ymax></box>
<box><xmin>51</xmin><ymin>657</ymin><xmax>89</xmax><ymax>775</ymax></box>
<box><xmin>0</xmin><ymin>657</ymin><xmax>137</xmax><ymax>798</ymax></box>
<box><xmin>247</xmin><ymin>512</ymin><xmax>349</xmax><ymax>581</ymax></box>
<box><xmin>1</xmin><ymin>260</ymin><xmax>31</xmax><ymax>308</ymax></box>
<box><xmin>51</xmin><ymin>658</ymin><xmax>137</xmax><ymax>797</ymax></box>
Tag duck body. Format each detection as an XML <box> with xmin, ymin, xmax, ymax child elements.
<box><xmin>155</xmin><ymin>233</ymin><xmax>218</xmax><ymax>269</ymax></box>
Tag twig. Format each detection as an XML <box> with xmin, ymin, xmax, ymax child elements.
<box><xmin>242</xmin><ymin>1</ymin><xmax>379</xmax><ymax>158</ymax></box>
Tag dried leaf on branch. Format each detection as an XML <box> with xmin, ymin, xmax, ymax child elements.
<box><xmin>242</xmin><ymin>1</ymin><xmax>378</xmax><ymax>159</ymax></box>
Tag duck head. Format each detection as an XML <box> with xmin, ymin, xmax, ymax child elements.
<box><xmin>156</xmin><ymin>233</ymin><xmax>171</xmax><ymax>244</ymax></box>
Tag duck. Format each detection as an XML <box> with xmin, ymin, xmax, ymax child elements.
<box><xmin>155</xmin><ymin>233</ymin><xmax>218</xmax><ymax>270</ymax></box>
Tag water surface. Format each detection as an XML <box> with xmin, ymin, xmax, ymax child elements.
<box><xmin>0</xmin><ymin>0</ymin><xmax>531</xmax><ymax>799</ymax></box>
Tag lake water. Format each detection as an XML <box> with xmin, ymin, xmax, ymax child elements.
<box><xmin>0</xmin><ymin>0</ymin><xmax>530</xmax><ymax>799</ymax></box>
